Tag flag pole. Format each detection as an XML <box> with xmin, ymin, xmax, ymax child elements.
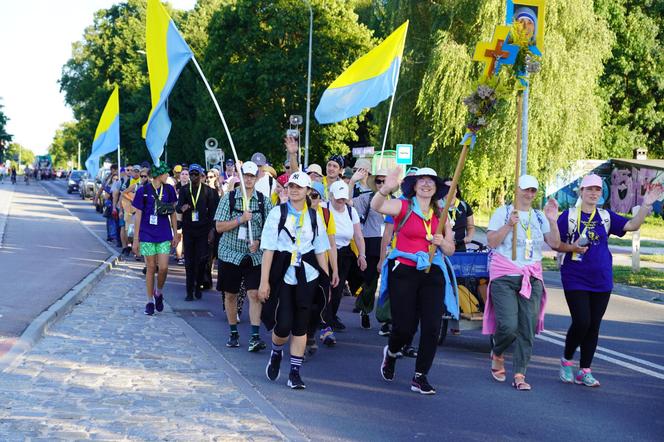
<box><xmin>377</xmin><ymin>73</ymin><xmax>400</xmax><ymax>171</ymax></box>
<box><xmin>512</xmin><ymin>92</ymin><xmax>524</xmax><ymax>260</ymax></box>
<box><xmin>190</xmin><ymin>56</ymin><xmax>253</xmax><ymax>242</ymax></box>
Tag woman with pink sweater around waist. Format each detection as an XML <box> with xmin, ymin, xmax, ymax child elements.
<box><xmin>484</xmin><ymin>175</ymin><xmax>560</xmax><ymax>390</ymax></box>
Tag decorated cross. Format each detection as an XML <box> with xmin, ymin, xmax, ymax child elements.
<box><xmin>473</xmin><ymin>25</ymin><xmax>518</xmax><ymax>79</ymax></box>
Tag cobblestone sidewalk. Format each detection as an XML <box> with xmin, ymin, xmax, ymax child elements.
<box><xmin>0</xmin><ymin>265</ymin><xmax>286</xmax><ymax>441</ymax></box>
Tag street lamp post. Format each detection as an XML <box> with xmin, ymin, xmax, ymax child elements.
<box><xmin>303</xmin><ymin>0</ymin><xmax>313</xmax><ymax>168</ymax></box>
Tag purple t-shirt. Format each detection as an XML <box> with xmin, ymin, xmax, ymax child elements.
<box><xmin>132</xmin><ymin>183</ymin><xmax>177</xmax><ymax>243</ymax></box>
<box><xmin>557</xmin><ymin>209</ymin><xmax>628</xmax><ymax>292</ymax></box>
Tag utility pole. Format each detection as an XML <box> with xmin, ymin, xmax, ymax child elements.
<box><xmin>78</xmin><ymin>141</ymin><xmax>81</xmax><ymax>170</ymax></box>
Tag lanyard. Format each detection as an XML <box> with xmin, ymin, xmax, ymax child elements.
<box><xmin>189</xmin><ymin>182</ymin><xmax>202</xmax><ymax>210</ymax></box>
<box><xmin>577</xmin><ymin>207</ymin><xmax>596</xmax><ymax>238</ymax></box>
<box><xmin>422</xmin><ymin>208</ymin><xmax>434</xmax><ymax>241</ymax></box>
<box><xmin>290</xmin><ymin>203</ymin><xmax>307</xmax><ymax>264</ymax></box>
<box><xmin>153</xmin><ymin>185</ymin><xmax>163</xmax><ymax>215</ymax></box>
<box><xmin>519</xmin><ymin>209</ymin><xmax>532</xmax><ymax>240</ymax></box>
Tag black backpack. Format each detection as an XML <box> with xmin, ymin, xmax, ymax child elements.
<box><xmin>228</xmin><ymin>189</ymin><xmax>267</xmax><ymax>228</ymax></box>
<box><xmin>277</xmin><ymin>203</ymin><xmax>319</xmax><ymax>243</ymax></box>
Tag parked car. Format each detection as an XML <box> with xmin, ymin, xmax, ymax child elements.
<box><xmin>79</xmin><ymin>173</ymin><xmax>96</xmax><ymax>200</ymax></box>
<box><xmin>93</xmin><ymin>168</ymin><xmax>112</xmax><ymax>212</ymax></box>
<box><xmin>67</xmin><ymin>170</ymin><xmax>87</xmax><ymax>194</ymax></box>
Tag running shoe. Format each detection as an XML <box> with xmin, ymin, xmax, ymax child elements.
<box><xmin>411</xmin><ymin>374</ymin><xmax>436</xmax><ymax>395</ymax></box>
<box><xmin>401</xmin><ymin>346</ymin><xmax>418</xmax><ymax>358</ymax></box>
<box><xmin>560</xmin><ymin>358</ymin><xmax>574</xmax><ymax>384</ymax></box>
<box><xmin>226</xmin><ymin>332</ymin><xmax>240</xmax><ymax>348</ymax></box>
<box><xmin>248</xmin><ymin>336</ymin><xmax>266</xmax><ymax>352</ymax></box>
<box><xmin>177</xmin><ymin>258</ymin><xmax>185</xmax><ymax>266</ymax></box>
<box><xmin>381</xmin><ymin>345</ymin><xmax>396</xmax><ymax>381</ymax></box>
<box><xmin>361</xmin><ymin>313</ymin><xmax>371</xmax><ymax>330</ymax></box>
<box><xmin>266</xmin><ymin>351</ymin><xmax>282</xmax><ymax>381</ymax></box>
<box><xmin>332</xmin><ymin>317</ymin><xmax>346</xmax><ymax>332</ymax></box>
<box><xmin>287</xmin><ymin>371</ymin><xmax>306</xmax><ymax>389</ymax></box>
<box><xmin>154</xmin><ymin>292</ymin><xmax>164</xmax><ymax>312</ymax></box>
<box><xmin>378</xmin><ymin>323</ymin><xmax>391</xmax><ymax>337</ymax></box>
<box><xmin>575</xmin><ymin>369</ymin><xmax>600</xmax><ymax>387</ymax></box>
<box><xmin>144</xmin><ymin>302</ymin><xmax>155</xmax><ymax>316</ymax></box>
<box><xmin>319</xmin><ymin>326</ymin><xmax>336</xmax><ymax>346</ymax></box>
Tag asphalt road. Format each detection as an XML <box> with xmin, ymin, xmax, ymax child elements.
<box><xmin>0</xmin><ymin>181</ymin><xmax>110</xmax><ymax>357</ymax></box>
<box><xmin>40</xmin><ymin>179</ymin><xmax>664</xmax><ymax>441</ymax></box>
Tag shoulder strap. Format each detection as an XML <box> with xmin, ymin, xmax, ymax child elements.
<box><xmin>360</xmin><ymin>193</ymin><xmax>374</xmax><ymax>224</ymax></box>
<box><xmin>309</xmin><ymin>207</ymin><xmax>318</xmax><ymax>241</ymax></box>
<box><xmin>142</xmin><ymin>184</ymin><xmax>150</xmax><ymax>209</ymax></box>
<box><xmin>395</xmin><ymin>200</ymin><xmax>413</xmax><ymax>234</ymax></box>
<box><xmin>322</xmin><ymin>206</ymin><xmax>331</xmax><ymax>227</ymax></box>
<box><xmin>257</xmin><ymin>191</ymin><xmax>266</xmax><ymax>227</ymax></box>
<box><xmin>228</xmin><ymin>189</ymin><xmax>237</xmax><ymax>214</ymax></box>
<box><xmin>277</xmin><ymin>203</ymin><xmax>294</xmax><ymax>243</ymax></box>
<box><xmin>534</xmin><ymin>209</ymin><xmax>545</xmax><ymax>229</ymax></box>
<box><xmin>567</xmin><ymin>207</ymin><xmax>578</xmax><ymax>241</ymax></box>
<box><xmin>346</xmin><ymin>204</ymin><xmax>353</xmax><ymax>220</ymax></box>
<box><xmin>598</xmin><ymin>208</ymin><xmax>611</xmax><ymax>233</ymax></box>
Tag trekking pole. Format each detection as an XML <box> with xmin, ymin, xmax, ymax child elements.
<box><xmin>426</xmin><ymin>142</ymin><xmax>470</xmax><ymax>272</ymax></box>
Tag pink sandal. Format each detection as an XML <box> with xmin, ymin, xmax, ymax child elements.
<box><xmin>490</xmin><ymin>352</ymin><xmax>506</xmax><ymax>382</ymax></box>
<box><xmin>512</xmin><ymin>374</ymin><xmax>531</xmax><ymax>391</ymax></box>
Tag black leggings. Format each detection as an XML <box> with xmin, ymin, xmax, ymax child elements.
<box><xmin>325</xmin><ymin>246</ymin><xmax>353</xmax><ymax>324</ymax></box>
<box><xmin>563</xmin><ymin>290</ymin><xmax>611</xmax><ymax>368</ymax></box>
<box><xmin>274</xmin><ymin>279</ymin><xmax>318</xmax><ymax>338</ymax></box>
<box><xmin>387</xmin><ymin>260</ymin><xmax>444</xmax><ymax>375</ymax></box>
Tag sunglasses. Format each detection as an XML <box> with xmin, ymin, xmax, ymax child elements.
<box><xmin>285</xmin><ymin>165</ymin><xmax>291</xmax><ymax>169</ymax></box>
<box><xmin>310</xmin><ymin>193</ymin><xmax>320</xmax><ymax>199</ymax></box>
<box><xmin>190</xmin><ymin>171</ymin><xmax>200</xmax><ymax>176</ymax></box>
<box><xmin>374</xmin><ymin>179</ymin><xmax>385</xmax><ymax>185</ymax></box>
<box><xmin>140</xmin><ymin>175</ymin><xmax>148</xmax><ymax>178</ymax></box>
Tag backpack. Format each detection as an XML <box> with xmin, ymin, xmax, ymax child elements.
<box><xmin>503</xmin><ymin>204</ymin><xmax>545</xmax><ymax>230</ymax></box>
<box><xmin>557</xmin><ymin>207</ymin><xmax>611</xmax><ymax>268</ymax></box>
<box><xmin>277</xmin><ymin>203</ymin><xmax>319</xmax><ymax>243</ymax></box>
<box><xmin>228</xmin><ymin>189</ymin><xmax>267</xmax><ymax>228</ymax></box>
<box><xmin>458</xmin><ymin>285</ymin><xmax>481</xmax><ymax>315</ymax></box>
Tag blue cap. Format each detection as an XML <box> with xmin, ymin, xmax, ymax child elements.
<box><xmin>311</xmin><ymin>181</ymin><xmax>326</xmax><ymax>200</ymax></box>
<box><xmin>189</xmin><ymin>163</ymin><xmax>204</xmax><ymax>174</ymax></box>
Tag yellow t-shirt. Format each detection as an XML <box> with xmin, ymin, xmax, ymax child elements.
<box><xmin>317</xmin><ymin>205</ymin><xmax>336</xmax><ymax>235</ymax></box>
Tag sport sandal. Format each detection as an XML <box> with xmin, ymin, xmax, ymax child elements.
<box><xmin>512</xmin><ymin>374</ymin><xmax>531</xmax><ymax>391</ymax></box>
<box><xmin>490</xmin><ymin>351</ymin><xmax>506</xmax><ymax>382</ymax></box>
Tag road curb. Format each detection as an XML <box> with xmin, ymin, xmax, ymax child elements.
<box><xmin>0</xmin><ymin>186</ymin><xmax>15</xmax><ymax>248</ymax></box>
<box><xmin>165</xmin><ymin>301</ymin><xmax>309</xmax><ymax>441</ymax></box>
<box><xmin>0</xmin><ymin>253</ymin><xmax>119</xmax><ymax>373</ymax></box>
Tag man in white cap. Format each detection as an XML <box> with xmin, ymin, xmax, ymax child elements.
<box><xmin>215</xmin><ymin>160</ymin><xmax>273</xmax><ymax>352</ymax></box>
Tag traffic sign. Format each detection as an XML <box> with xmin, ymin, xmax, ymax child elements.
<box><xmin>396</xmin><ymin>144</ymin><xmax>413</xmax><ymax>165</ymax></box>
<box><xmin>352</xmin><ymin>146</ymin><xmax>374</xmax><ymax>157</ymax></box>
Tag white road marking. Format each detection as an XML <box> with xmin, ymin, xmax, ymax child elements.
<box><xmin>537</xmin><ymin>333</ymin><xmax>664</xmax><ymax>380</ymax></box>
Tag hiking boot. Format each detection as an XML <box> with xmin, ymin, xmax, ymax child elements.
<box><xmin>378</xmin><ymin>323</ymin><xmax>391</xmax><ymax>337</ymax></box>
<box><xmin>144</xmin><ymin>302</ymin><xmax>155</xmax><ymax>316</ymax></box>
<box><xmin>575</xmin><ymin>369</ymin><xmax>600</xmax><ymax>387</ymax></box>
<box><xmin>154</xmin><ymin>293</ymin><xmax>164</xmax><ymax>312</ymax></box>
<box><xmin>248</xmin><ymin>336</ymin><xmax>266</xmax><ymax>352</ymax></box>
<box><xmin>411</xmin><ymin>374</ymin><xmax>436</xmax><ymax>395</ymax></box>
<box><xmin>560</xmin><ymin>358</ymin><xmax>574</xmax><ymax>384</ymax></box>
<box><xmin>266</xmin><ymin>351</ymin><xmax>282</xmax><ymax>381</ymax></box>
<box><xmin>226</xmin><ymin>332</ymin><xmax>240</xmax><ymax>348</ymax></box>
<box><xmin>361</xmin><ymin>313</ymin><xmax>371</xmax><ymax>330</ymax></box>
<box><xmin>319</xmin><ymin>326</ymin><xmax>336</xmax><ymax>346</ymax></box>
<box><xmin>381</xmin><ymin>345</ymin><xmax>396</xmax><ymax>381</ymax></box>
<box><xmin>287</xmin><ymin>371</ymin><xmax>306</xmax><ymax>389</ymax></box>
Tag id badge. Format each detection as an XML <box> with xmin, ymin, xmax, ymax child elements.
<box><xmin>291</xmin><ymin>251</ymin><xmax>302</xmax><ymax>267</ymax></box>
<box><xmin>524</xmin><ymin>239</ymin><xmax>534</xmax><ymax>260</ymax></box>
<box><xmin>149</xmin><ymin>214</ymin><xmax>158</xmax><ymax>225</ymax></box>
<box><xmin>191</xmin><ymin>211</ymin><xmax>199</xmax><ymax>222</ymax></box>
<box><xmin>238</xmin><ymin>226</ymin><xmax>247</xmax><ymax>241</ymax></box>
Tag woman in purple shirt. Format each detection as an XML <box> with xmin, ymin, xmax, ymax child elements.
<box><xmin>556</xmin><ymin>174</ymin><xmax>663</xmax><ymax>387</ymax></box>
<box><xmin>132</xmin><ymin>163</ymin><xmax>180</xmax><ymax>316</ymax></box>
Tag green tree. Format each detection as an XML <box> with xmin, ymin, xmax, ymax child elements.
<box><xmin>0</xmin><ymin>99</ymin><xmax>12</xmax><ymax>163</ymax></box>
<box><xmin>6</xmin><ymin>143</ymin><xmax>35</xmax><ymax>168</ymax></box>
<box><xmin>595</xmin><ymin>0</ymin><xmax>664</xmax><ymax>158</ymax></box>
<box><xmin>378</xmin><ymin>0</ymin><xmax>614</xmax><ymax>207</ymax></box>
<box><xmin>49</xmin><ymin>122</ymin><xmax>81</xmax><ymax>169</ymax></box>
<box><xmin>202</xmin><ymin>0</ymin><xmax>375</xmax><ymax>165</ymax></box>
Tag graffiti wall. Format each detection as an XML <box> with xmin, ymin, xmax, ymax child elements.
<box><xmin>610</xmin><ymin>165</ymin><xmax>662</xmax><ymax>214</ymax></box>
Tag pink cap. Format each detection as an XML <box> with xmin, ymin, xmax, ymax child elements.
<box><xmin>580</xmin><ymin>174</ymin><xmax>602</xmax><ymax>189</ymax></box>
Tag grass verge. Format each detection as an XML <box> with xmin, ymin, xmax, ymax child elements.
<box><xmin>542</xmin><ymin>258</ymin><xmax>664</xmax><ymax>291</ymax></box>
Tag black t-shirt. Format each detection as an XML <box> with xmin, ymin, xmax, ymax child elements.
<box><xmin>176</xmin><ymin>183</ymin><xmax>220</xmax><ymax>235</ymax></box>
<box><xmin>449</xmin><ymin>200</ymin><xmax>473</xmax><ymax>250</ymax></box>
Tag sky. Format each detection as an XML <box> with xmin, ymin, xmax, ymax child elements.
<box><xmin>0</xmin><ymin>0</ymin><xmax>196</xmax><ymax>155</ymax></box>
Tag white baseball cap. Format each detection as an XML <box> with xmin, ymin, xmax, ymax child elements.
<box><xmin>518</xmin><ymin>175</ymin><xmax>539</xmax><ymax>190</ymax></box>
<box><xmin>241</xmin><ymin>161</ymin><xmax>259</xmax><ymax>176</ymax></box>
<box><xmin>329</xmin><ymin>180</ymin><xmax>350</xmax><ymax>200</ymax></box>
<box><xmin>287</xmin><ymin>171</ymin><xmax>311</xmax><ymax>188</ymax></box>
